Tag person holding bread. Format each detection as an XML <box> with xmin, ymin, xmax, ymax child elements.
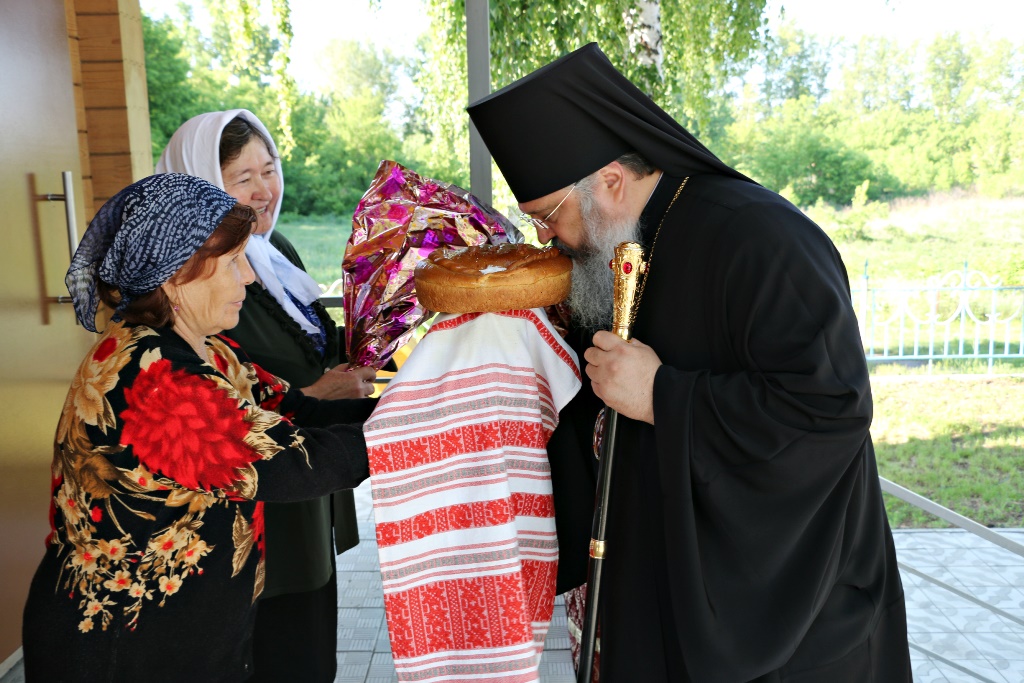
<box><xmin>466</xmin><ymin>43</ymin><xmax>911</xmax><ymax>682</ymax></box>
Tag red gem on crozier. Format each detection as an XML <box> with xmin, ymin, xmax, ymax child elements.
<box><xmin>622</xmin><ymin>261</ymin><xmax>633</xmax><ymax>275</ymax></box>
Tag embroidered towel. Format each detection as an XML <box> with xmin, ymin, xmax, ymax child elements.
<box><xmin>364</xmin><ymin>309</ymin><xmax>581</xmax><ymax>683</ymax></box>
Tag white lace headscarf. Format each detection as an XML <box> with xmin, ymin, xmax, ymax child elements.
<box><xmin>156</xmin><ymin>109</ymin><xmax>322</xmax><ymax>335</ymax></box>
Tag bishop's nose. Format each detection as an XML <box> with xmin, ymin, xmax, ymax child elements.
<box><xmin>536</xmin><ymin>224</ymin><xmax>556</xmax><ymax>244</ymax></box>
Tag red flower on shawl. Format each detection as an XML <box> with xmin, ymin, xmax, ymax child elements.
<box><xmin>252</xmin><ymin>362</ymin><xmax>286</xmax><ymax>413</ymax></box>
<box><xmin>216</xmin><ymin>334</ymin><xmax>241</xmax><ymax>350</ymax></box>
<box><xmin>93</xmin><ymin>337</ymin><xmax>118</xmax><ymax>363</ymax></box>
<box><xmin>211</xmin><ymin>351</ymin><xmax>229</xmax><ymax>375</ymax></box>
<box><xmin>121</xmin><ymin>359</ymin><xmax>257</xmax><ymax>491</ymax></box>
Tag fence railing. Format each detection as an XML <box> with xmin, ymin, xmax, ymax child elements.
<box><xmin>320</xmin><ymin>278</ymin><xmax>344</xmax><ymax>310</ymax></box>
<box><xmin>853</xmin><ymin>262</ymin><xmax>1024</xmax><ymax>370</ymax></box>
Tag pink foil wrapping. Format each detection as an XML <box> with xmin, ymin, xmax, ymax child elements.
<box><xmin>343</xmin><ymin>160</ymin><xmax>520</xmax><ymax>369</ymax></box>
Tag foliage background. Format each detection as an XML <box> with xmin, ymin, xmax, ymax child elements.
<box><xmin>144</xmin><ymin>1</ymin><xmax>1024</xmax><ymax>219</ymax></box>
<box><xmin>141</xmin><ymin>1</ymin><xmax>1024</xmax><ymax>528</ymax></box>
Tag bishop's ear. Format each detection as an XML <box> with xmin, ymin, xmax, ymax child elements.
<box><xmin>596</xmin><ymin>161</ymin><xmax>628</xmax><ymax>203</ymax></box>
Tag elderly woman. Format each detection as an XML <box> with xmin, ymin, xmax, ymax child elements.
<box><xmin>21</xmin><ymin>174</ymin><xmax>373</xmax><ymax>682</ymax></box>
<box><xmin>156</xmin><ymin>110</ymin><xmax>370</xmax><ymax>681</ymax></box>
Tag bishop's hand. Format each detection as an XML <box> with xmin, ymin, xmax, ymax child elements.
<box><xmin>584</xmin><ymin>330</ymin><xmax>661</xmax><ymax>424</ymax></box>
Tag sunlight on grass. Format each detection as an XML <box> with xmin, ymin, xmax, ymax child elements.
<box><xmin>818</xmin><ymin>193</ymin><xmax>1024</xmax><ymax>288</ymax></box>
<box><xmin>274</xmin><ymin>214</ymin><xmax>353</xmax><ymax>288</ymax></box>
<box><xmin>871</xmin><ymin>375</ymin><xmax>1024</xmax><ymax>529</ymax></box>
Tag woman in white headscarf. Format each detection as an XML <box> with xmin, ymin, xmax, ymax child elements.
<box><xmin>158</xmin><ymin>110</ymin><xmax>373</xmax><ymax>682</ymax></box>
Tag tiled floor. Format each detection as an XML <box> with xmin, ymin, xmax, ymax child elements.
<box><xmin>3</xmin><ymin>482</ymin><xmax>1022</xmax><ymax>683</ymax></box>
<box><xmin>896</xmin><ymin>527</ymin><xmax>1024</xmax><ymax>682</ymax></box>
<box><xmin>336</xmin><ymin>483</ymin><xmax>1024</xmax><ymax>683</ymax></box>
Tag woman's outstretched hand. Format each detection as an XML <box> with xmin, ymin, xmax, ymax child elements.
<box><xmin>301</xmin><ymin>363</ymin><xmax>377</xmax><ymax>400</ymax></box>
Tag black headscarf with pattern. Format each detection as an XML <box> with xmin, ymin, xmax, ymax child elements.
<box><xmin>66</xmin><ymin>173</ymin><xmax>238</xmax><ymax>332</ymax></box>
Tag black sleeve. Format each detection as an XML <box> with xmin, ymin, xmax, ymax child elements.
<box><xmin>248</xmin><ymin>418</ymin><xmax>370</xmax><ymax>503</ymax></box>
<box><xmin>545</xmin><ymin>327</ymin><xmax>602</xmax><ymax>593</ymax></box>
<box><xmin>280</xmin><ymin>390</ymin><xmax>378</xmax><ymax>427</ymax></box>
<box><xmin>650</xmin><ymin>202</ymin><xmax>877</xmax><ymax>680</ymax></box>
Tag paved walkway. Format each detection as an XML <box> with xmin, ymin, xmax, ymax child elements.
<box><xmin>4</xmin><ymin>481</ymin><xmax>1023</xmax><ymax>683</ymax></box>
<box><xmin>896</xmin><ymin>526</ymin><xmax>1024</xmax><ymax>682</ymax></box>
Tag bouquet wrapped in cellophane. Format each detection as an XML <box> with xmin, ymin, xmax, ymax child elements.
<box><xmin>343</xmin><ymin>160</ymin><xmax>521</xmax><ymax>369</ymax></box>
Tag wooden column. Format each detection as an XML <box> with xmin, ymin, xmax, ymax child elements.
<box><xmin>75</xmin><ymin>0</ymin><xmax>153</xmax><ymax>208</ymax></box>
<box><xmin>64</xmin><ymin>0</ymin><xmax>95</xmax><ymax>221</ymax></box>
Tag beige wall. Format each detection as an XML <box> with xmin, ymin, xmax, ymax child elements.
<box><xmin>0</xmin><ymin>0</ymin><xmax>150</xmax><ymax>660</ymax></box>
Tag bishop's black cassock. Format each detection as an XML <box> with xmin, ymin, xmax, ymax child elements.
<box><xmin>469</xmin><ymin>43</ymin><xmax>912</xmax><ymax>682</ymax></box>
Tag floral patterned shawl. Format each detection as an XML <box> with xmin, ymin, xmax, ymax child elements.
<box><xmin>23</xmin><ymin>321</ymin><xmax>371</xmax><ymax>681</ymax></box>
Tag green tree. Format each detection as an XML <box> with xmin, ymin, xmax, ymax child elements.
<box><xmin>143</xmin><ymin>2</ymin><xmax>414</xmax><ymax>217</ymax></box>
<box><xmin>144</xmin><ymin>5</ymin><xmax>271</xmax><ymax>158</ymax></box>
<box><xmin>200</xmin><ymin>0</ymin><xmax>299</xmax><ymax>156</ymax></box>
<box><xmin>729</xmin><ymin>96</ymin><xmax>885</xmax><ymax>206</ymax></box>
<box><xmin>159</xmin><ymin>1</ymin><xmax>298</xmax><ymax>154</ymax></box>
<box><xmin>204</xmin><ymin>0</ymin><xmax>278</xmax><ymax>81</ymax></box>
<box><xmin>281</xmin><ymin>41</ymin><xmax>406</xmax><ymax>217</ymax></box>
<box><xmin>969</xmin><ymin>39</ymin><xmax>1024</xmax><ymax>196</ymax></box>
<box><xmin>409</xmin><ymin>0</ymin><xmax>769</xmax><ymax>191</ymax></box>
<box><xmin>143</xmin><ymin>14</ymin><xmax>202</xmax><ymax>159</ymax></box>
<box><xmin>759</xmin><ymin>24</ymin><xmax>833</xmax><ymax>112</ymax></box>
<box><xmin>925</xmin><ymin>33</ymin><xmax>975</xmax><ymax>123</ymax></box>
<box><xmin>834</xmin><ymin>36</ymin><xmax>916</xmax><ymax>113</ymax></box>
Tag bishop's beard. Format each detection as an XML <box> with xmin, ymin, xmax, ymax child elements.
<box><xmin>556</xmin><ymin>192</ymin><xmax>641</xmax><ymax>334</ymax></box>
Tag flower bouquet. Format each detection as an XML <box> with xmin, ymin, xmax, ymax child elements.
<box><xmin>342</xmin><ymin>160</ymin><xmax>521</xmax><ymax>369</ymax></box>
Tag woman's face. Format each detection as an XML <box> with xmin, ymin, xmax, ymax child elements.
<box><xmin>221</xmin><ymin>139</ymin><xmax>280</xmax><ymax>235</ymax></box>
<box><xmin>164</xmin><ymin>239</ymin><xmax>255</xmax><ymax>337</ymax></box>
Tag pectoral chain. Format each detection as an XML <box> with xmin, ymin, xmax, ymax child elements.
<box><xmin>633</xmin><ymin>176</ymin><xmax>690</xmax><ymax>313</ymax></box>
<box><xmin>592</xmin><ymin>176</ymin><xmax>690</xmax><ymax>462</ymax></box>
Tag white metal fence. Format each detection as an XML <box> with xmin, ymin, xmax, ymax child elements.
<box><xmin>853</xmin><ymin>262</ymin><xmax>1024</xmax><ymax>370</ymax></box>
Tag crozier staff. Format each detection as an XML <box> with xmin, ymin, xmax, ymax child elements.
<box><xmin>467</xmin><ymin>43</ymin><xmax>911</xmax><ymax>682</ymax></box>
<box><xmin>21</xmin><ymin>174</ymin><xmax>375</xmax><ymax>682</ymax></box>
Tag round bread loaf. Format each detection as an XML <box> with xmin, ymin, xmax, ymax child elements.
<box><xmin>415</xmin><ymin>243</ymin><xmax>572</xmax><ymax>313</ymax></box>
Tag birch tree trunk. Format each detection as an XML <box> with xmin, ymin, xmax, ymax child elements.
<box><xmin>625</xmin><ymin>0</ymin><xmax>663</xmax><ymax>79</ymax></box>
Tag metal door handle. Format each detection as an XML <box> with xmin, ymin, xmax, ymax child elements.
<box><xmin>42</xmin><ymin>171</ymin><xmax>78</xmax><ymax>308</ymax></box>
<box><xmin>42</xmin><ymin>171</ymin><xmax>79</xmax><ymax>261</ymax></box>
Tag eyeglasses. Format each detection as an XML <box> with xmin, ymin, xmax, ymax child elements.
<box><xmin>519</xmin><ymin>183</ymin><xmax>577</xmax><ymax>232</ymax></box>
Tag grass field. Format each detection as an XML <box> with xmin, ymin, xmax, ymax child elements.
<box><xmin>275</xmin><ymin>213</ymin><xmax>352</xmax><ymax>290</ymax></box>
<box><xmin>872</xmin><ymin>374</ymin><xmax>1024</xmax><ymax>528</ymax></box>
<box><xmin>814</xmin><ymin>193</ymin><xmax>1024</xmax><ymax>288</ymax></box>
<box><xmin>278</xmin><ymin>193</ymin><xmax>1024</xmax><ymax>529</ymax></box>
